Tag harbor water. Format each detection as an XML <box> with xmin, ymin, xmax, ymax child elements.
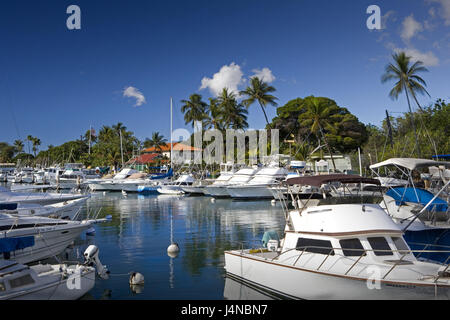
<box><xmin>58</xmin><ymin>192</ymin><xmax>286</xmax><ymax>300</ymax></box>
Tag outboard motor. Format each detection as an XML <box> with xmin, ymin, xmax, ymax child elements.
<box><xmin>84</xmin><ymin>245</ymin><xmax>109</xmax><ymax>279</ymax></box>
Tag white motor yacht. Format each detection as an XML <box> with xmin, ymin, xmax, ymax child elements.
<box><xmin>55</xmin><ymin>164</ymin><xmax>86</xmax><ymax>189</ymax></box>
<box><xmin>0</xmin><ymin>186</ymin><xmax>86</xmax><ymax>205</ymax></box>
<box><xmin>157</xmin><ymin>174</ymin><xmax>195</xmax><ymax>195</ymax></box>
<box><xmin>227</xmin><ymin>166</ymin><xmax>288</xmax><ymax>200</ymax></box>
<box><xmin>88</xmin><ymin>168</ymin><xmax>148</xmax><ymax>192</ymax></box>
<box><xmin>181</xmin><ymin>179</ymin><xmax>214</xmax><ymax>196</ymax></box>
<box><xmin>205</xmin><ymin>167</ymin><xmax>260</xmax><ymax>198</ymax></box>
<box><xmin>202</xmin><ymin>163</ymin><xmax>237</xmax><ymax>196</ymax></box>
<box><xmin>0</xmin><ymin>197</ymin><xmax>88</xmax><ymax>220</ymax></box>
<box><xmin>224</xmin><ymin>174</ymin><xmax>450</xmax><ymax>300</ymax></box>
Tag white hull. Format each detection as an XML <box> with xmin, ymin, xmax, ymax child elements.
<box><xmin>204</xmin><ymin>185</ymin><xmax>230</xmax><ymax>198</ymax></box>
<box><xmin>1</xmin><ymin>224</ymin><xmax>90</xmax><ymax>264</ymax></box>
<box><xmin>180</xmin><ymin>186</ymin><xmax>206</xmax><ymax>195</ymax></box>
<box><xmin>227</xmin><ymin>185</ymin><xmax>275</xmax><ymax>200</ymax></box>
<box><xmin>224</xmin><ymin>251</ymin><xmax>450</xmax><ymax>300</ymax></box>
<box><xmin>88</xmin><ymin>179</ymin><xmax>147</xmax><ymax>192</ymax></box>
<box><xmin>0</xmin><ymin>191</ymin><xmax>86</xmax><ymax>206</ymax></box>
<box><xmin>157</xmin><ymin>186</ymin><xmax>184</xmax><ymax>195</ymax></box>
<box><xmin>1</xmin><ymin>268</ymin><xmax>95</xmax><ymax>300</ymax></box>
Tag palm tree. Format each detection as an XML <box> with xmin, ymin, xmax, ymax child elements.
<box><xmin>240</xmin><ymin>77</ymin><xmax>278</xmax><ymax>128</ymax></box>
<box><xmin>13</xmin><ymin>140</ymin><xmax>24</xmax><ymax>155</ymax></box>
<box><xmin>31</xmin><ymin>137</ymin><xmax>41</xmax><ymax>157</ymax></box>
<box><xmin>298</xmin><ymin>97</ymin><xmax>338</xmax><ymax>171</ymax></box>
<box><xmin>204</xmin><ymin>98</ymin><xmax>224</xmax><ymax>131</ymax></box>
<box><xmin>180</xmin><ymin>94</ymin><xmax>209</xmax><ymax>128</ymax></box>
<box><xmin>381</xmin><ymin>51</ymin><xmax>430</xmax><ymax>158</ymax></box>
<box><xmin>26</xmin><ymin>135</ymin><xmax>33</xmax><ymax>154</ymax></box>
<box><xmin>112</xmin><ymin>122</ymin><xmax>127</xmax><ymax>136</ymax></box>
<box><xmin>217</xmin><ymin>88</ymin><xmax>248</xmax><ymax>130</ymax></box>
<box><xmin>144</xmin><ymin>132</ymin><xmax>167</xmax><ymax>153</ymax></box>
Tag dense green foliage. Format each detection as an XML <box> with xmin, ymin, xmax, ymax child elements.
<box><xmin>271</xmin><ymin>96</ymin><xmax>369</xmax><ymax>160</ymax></box>
<box><xmin>363</xmin><ymin>99</ymin><xmax>449</xmax><ymax>163</ymax></box>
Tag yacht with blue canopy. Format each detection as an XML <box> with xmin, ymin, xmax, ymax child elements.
<box><xmin>370</xmin><ymin>158</ymin><xmax>450</xmax><ymax>263</ymax></box>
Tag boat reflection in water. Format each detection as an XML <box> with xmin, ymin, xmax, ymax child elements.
<box><xmin>224</xmin><ymin>275</ymin><xmax>285</xmax><ymax>300</ymax></box>
<box><xmin>49</xmin><ymin>192</ymin><xmax>285</xmax><ymax>299</ymax></box>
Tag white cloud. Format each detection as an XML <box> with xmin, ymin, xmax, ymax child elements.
<box><xmin>429</xmin><ymin>0</ymin><xmax>450</xmax><ymax>25</ymax></box>
<box><xmin>381</xmin><ymin>10</ymin><xmax>396</xmax><ymax>29</ymax></box>
<box><xmin>401</xmin><ymin>15</ymin><xmax>423</xmax><ymax>42</ymax></box>
<box><xmin>123</xmin><ymin>86</ymin><xmax>146</xmax><ymax>107</ymax></box>
<box><xmin>250</xmin><ymin>67</ymin><xmax>276</xmax><ymax>83</ymax></box>
<box><xmin>199</xmin><ymin>62</ymin><xmax>244</xmax><ymax>96</ymax></box>
<box><xmin>394</xmin><ymin>47</ymin><xmax>439</xmax><ymax>67</ymax></box>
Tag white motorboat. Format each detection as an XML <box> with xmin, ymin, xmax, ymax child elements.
<box><xmin>370</xmin><ymin>158</ymin><xmax>450</xmax><ymax>225</ymax></box>
<box><xmin>0</xmin><ymin>164</ymin><xmax>15</xmax><ymax>183</ymax></box>
<box><xmin>205</xmin><ymin>167</ymin><xmax>260</xmax><ymax>198</ymax></box>
<box><xmin>0</xmin><ymin>213</ymin><xmax>109</xmax><ymax>264</ymax></box>
<box><xmin>20</xmin><ymin>168</ymin><xmax>35</xmax><ymax>184</ymax></box>
<box><xmin>0</xmin><ymin>186</ymin><xmax>86</xmax><ymax>205</ymax></box>
<box><xmin>181</xmin><ymin>179</ymin><xmax>214</xmax><ymax>195</ymax></box>
<box><xmin>55</xmin><ymin>164</ymin><xmax>86</xmax><ymax>189</ymax></box>
<box><xmin>227</xmin><ymin>166</ymin><xmax>288</xmax><ymax>200</ymax></box>
<box><xmin>224</xmin><ymin>174</ymin><xmax>450</xmax><ymax>300</ymax></box>
<box><xmin>0</xmin><ymin>197</ymin><xmax>88</xmax><ymax>220</ymax></box>
<box><xmin>0</xmin><ymin>244</ymin><xmax>108</xmax><ymax>300</ymax></box>
<box><xmin>201</xmin><ymin>163</ymin><xmax>237</xmax><ymax>196</ymax></box>
<box><xmin>88</xmin><ymin>168</ymin><xmax>148</xmax><ymax>192</ymax></box>
<box><xmin>157</xmin><ymin>174</ymin><xmax>195</xmax><ymax>195</ymax></box>
<box><xmin>8</xmin><ymin>171</ymin><xmax>22</xmax><ymax>183</ymax></box>
<box><xmin>43</xmin><ymin>167</ymin><xmax>64</xmax><ymax>184</ymax></box>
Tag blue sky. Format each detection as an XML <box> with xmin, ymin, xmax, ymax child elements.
<box><xmin>0</xmin><ymin>0</ymin><xmax>449</xmax><ymax>148</ymax></box>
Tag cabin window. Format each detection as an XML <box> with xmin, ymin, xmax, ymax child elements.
<box><xmin>9</xmin><ymin>274</ymin><xmax>35</xmax><ymax>289</ymax></box>
<box><xmin>392</xmin><ymin>237</ymin><xmax>410</xmax><ymax>254</ymax></box>
<box><xmin>296</xmin><ymin>238</ymin><xmax>334</xmax><ymax>255</ymax></box>
<box><xmin>339</xmin><ymin>238</ymin><xmax>365</xmax><ymax>256</ymax></box>
<box><xmin>367</xmin><ymin>237</ymin><xmax>393</xmax><ymax>256</ymax></box>
<box><xmin>0</xmin><ymin>282</ymin><xmax>5</xmax><ymax>291</ymax></box>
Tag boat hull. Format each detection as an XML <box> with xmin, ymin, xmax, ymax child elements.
<box><xmin>157</xmin><ymin>186</ymin><xmax>184</xmax><ymax>195</ymax></box>
<box><xmin>224</xmin><ymin>250</ymin><xmax>450</xmax><ymax>300</ymax></box>
<box><xmin>227</xmin><ymin>185</ymin><xmax>275</xmax><ymax>200</ymax></box>
<box><xmin>180</xmin><ymin>186</ymin><xmax>206</xmax><ymax>195</ymax></box>
<box><xmin>204</xmin><ymin>186</ymin><xmax>230</xmax><ymax>198</ymax></box>
<box><xmin>2</xmin><ymin>268</ymin><xmax>95</xmax><ymax>300</ymax></box>
<box><xmin>1</xmin><ymin>224</ymin><xmax>90</xmax><ymax>264</ymax></box>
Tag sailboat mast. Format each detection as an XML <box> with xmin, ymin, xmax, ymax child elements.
<box><xmin>170</xmin><ymin>97</ymin><xmax>173</xmax><ymax>169</ymax></box>
<box><xmin>120</xmin><ymin>129</ymin><xmax>124</xmax><ymax>168</ymax></box>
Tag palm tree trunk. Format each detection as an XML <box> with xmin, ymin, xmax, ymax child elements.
<box><xmin>259</xmin><ymin>102</ymin><xmax>271</xmax><ymax>129</ymax></box>
<box><xmin>319</xmin><ymin>126</ymin><xmax>336</xmax><ymax>172</ymax></box>
<box><xmin>404</xmin><ymin>85</ymin><xmax>421</xmax><ymax>158</ymax></box>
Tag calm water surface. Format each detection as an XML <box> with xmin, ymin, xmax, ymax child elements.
<box><xmin>63</xmin><ymin>193</ymin><xmax>286</xmax><ymax>300</ymax></box>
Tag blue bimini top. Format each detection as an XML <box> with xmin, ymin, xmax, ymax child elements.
<box><xmin>0</xmin><ymin>237</ymin><xmax>35</xmax><ymax>254</ymax></box>
<box><xmin>386</xmin><ymin>187</ymin><xmax>448</xmax><ymax>212</ymax></box>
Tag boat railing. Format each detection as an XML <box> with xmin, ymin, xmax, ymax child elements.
<box><xmin>263</xmin><ymin>245</ymin><xmax>450</xmax><ymax>281</ymax></box>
